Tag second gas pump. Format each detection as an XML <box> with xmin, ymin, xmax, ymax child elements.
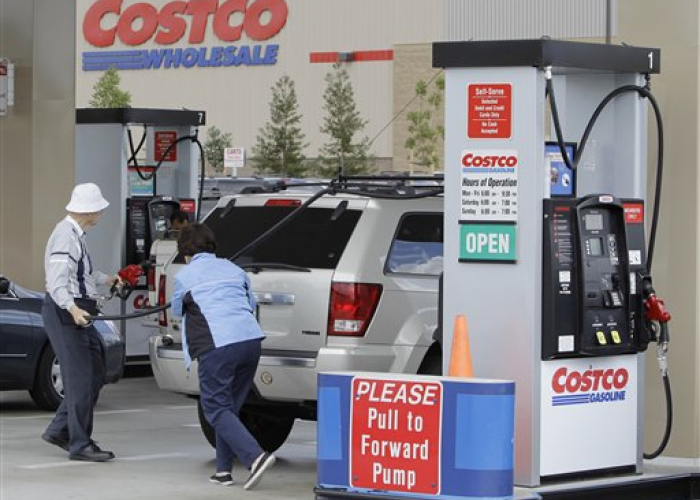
<box><xmin>75</xmin><ymin>108</ymin><xmax>205</xmax><ymax>363</ymax></box>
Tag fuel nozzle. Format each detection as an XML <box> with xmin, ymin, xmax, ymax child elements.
<box><xmin>639</xmin><ymin>272</ymin><xmax>672</xmax><ymax>373</ymax></box>
<box><xmin>110</xmin><ymin>264</ymin><xmax>145</xmax><ymax>300</ymax></box>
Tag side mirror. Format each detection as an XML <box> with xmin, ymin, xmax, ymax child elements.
<box><xmin>0</xmin><ymin>277</ymin><xmax>10</xmax><ymax>295</ymax></box>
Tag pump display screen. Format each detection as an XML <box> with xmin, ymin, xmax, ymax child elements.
<box><xmin>584</xmin><ymin>213</ymin><xmax>604</xmax><ymax>231</ymax></box>
<box><xmin>589</xmin><ymin>237</ymin><xmax>604</xmax><ymax>256</ymax></box>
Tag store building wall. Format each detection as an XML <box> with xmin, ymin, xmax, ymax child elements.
<box><xmin>444</xmin><ymin>0</ymin><xmax>616</xmax><ymax>41</ymax></box>
<box><xmin>75</xmin><ymin>0</ymin><xmax>444</xmax><ymax>170</ymax></box>
<box><xmin>392</xmin><ymin>44</ymin><xmax>444</xmax><ymax>174</ymax></box>
<box><xmin>0</xmin><ymin>0</ymin><xmax>76</xmax><ymax>290</ymax></box>
<box><xmin>617</xmin><ymin>0</ymin><xmax>700</xmax><ymax>461</ymax></box>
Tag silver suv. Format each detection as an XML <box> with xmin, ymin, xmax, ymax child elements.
<box><xmin>149</xmin><ymin>187</ymin><xmax>444</xmax><ymax>451</ymax></box>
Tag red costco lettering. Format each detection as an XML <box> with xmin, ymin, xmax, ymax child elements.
<box><xmin>461</xmin><ymin>153</ymin><xmax>517</xmax><ymax>168</ymax></box>
<box><xmin>552</xmin><ymin>367</ymin><xmax>628</xmax><ymax>394</ymax></box>
<box><xmin>83</xmin><ymin>0</ymin><xmax>288</xmax><ymax>47</ymax></box>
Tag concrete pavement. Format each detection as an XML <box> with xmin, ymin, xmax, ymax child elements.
<box><xmin>0</xmin><ymin>377</ymin><xmax>317</xmax><ymax>500</ymax></box>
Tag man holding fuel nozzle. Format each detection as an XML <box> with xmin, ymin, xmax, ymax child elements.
<box><xmin>40</xmin><ymin>183</ymin><xmax>122</xmax><ymax>462</ymax></box>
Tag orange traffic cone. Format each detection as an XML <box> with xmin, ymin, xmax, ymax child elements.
<box><xmin>449</xmin><ymin>314</ymin><xmax>474</xmax><ymax>377</ymax></box>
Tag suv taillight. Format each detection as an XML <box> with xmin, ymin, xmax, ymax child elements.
<box><xmin>328</xmin><ymin>282</ymin><xmax>382</xmax><ymax>337</ymax></box>
<box><xmin>158</xmin><ymin>274</ymin><xmax>168</xmax><ymax>326</ymax></box>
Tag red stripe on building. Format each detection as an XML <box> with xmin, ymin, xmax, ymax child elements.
<box><xmin>309</xmin><ymin>50</ymin><xmax>394</xmax><ymax>63</ymax></box>
<box><xmin>310</xmin><ymin>52</ymin><xmax>340</xmax><ymax>63</ymax></box>
<box><xmin>353</xmin><ymin>50</ymin><xmax>394</xmax><ymax>62</ymax></box>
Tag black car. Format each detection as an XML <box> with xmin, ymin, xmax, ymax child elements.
<box><xmin>0</xmin><ymin>275</ymin><xmax>125</xmax><ymax>410</ymax></box>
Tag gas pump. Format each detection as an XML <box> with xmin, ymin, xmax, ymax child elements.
<box><xmin>434</xmin><ymin>40</ymin><xmax>671</xmax><ymax>486</ymax></box>
<box><xmin>126</xmin><ymin>196</ymin><xmax>194</xmax><ymax>266</ymax></box>
<box><xmin>75</xmin><ymin>108</ymin><xmax>205</xmax><ymax>362</ymax></box>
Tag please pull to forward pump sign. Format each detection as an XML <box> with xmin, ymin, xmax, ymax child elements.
<box><xmin>350</xmin><ymin>378</ymin><xmax>443</xmax><ymax>495</ymax></box>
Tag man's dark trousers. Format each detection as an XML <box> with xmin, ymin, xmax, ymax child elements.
<box><xmin>42</xmin><ymin>295</ymin><xmax>105</xmax><ymax>454</ymax></box>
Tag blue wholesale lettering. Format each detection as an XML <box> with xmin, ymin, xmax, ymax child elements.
<box><xmin>82</xmin><ymin>44</ymin><xmax>280</xmax><ymax>72</ymax></box>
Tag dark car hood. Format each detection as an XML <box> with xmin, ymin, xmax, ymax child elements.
<box><xmin>14</xmin><ymin>285</ymin><xmax>43</xmax><ymax>300</ymax></box>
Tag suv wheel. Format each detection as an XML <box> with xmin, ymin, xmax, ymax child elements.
<box><xmin>29</xmin><ymin>345</ymin><xmax>63</xmax><ymax>411</ymax></box>
<box><xmin>196</xmin><ymin>399</ymin><xmax>295</xmax><ymax>452</ymax></box>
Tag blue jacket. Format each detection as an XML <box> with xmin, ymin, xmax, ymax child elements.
<box><xmin>171</xmin><ymin>253</ymin><xmax>264</xmax><ymax>368</ymax></box>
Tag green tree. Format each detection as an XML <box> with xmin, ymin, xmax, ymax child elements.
<box><xmin>252</xmin><ymin>75</ymin><xmax>308</xmax><ymax>176</ymax></box>
<box><xmin>405</xmin><ymin>73</ymin><xmax>444</xmax><ymax>172</ymax></box>
<box><xmin>88</xmin><ymin>67</ymin><xmax>131</xmax><ymax>108</ymax></box>
<box><xmin>318</xmin><ymin>63</ymin><xmax>372</xmax><ymax>177</ymax></box>
<box><xmin>203</xmin><ymin>125</ymin><xmax>233</xmax><ymax>174</ymax></box>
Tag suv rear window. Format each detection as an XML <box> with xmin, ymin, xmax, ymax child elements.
<box><xmin>386</xmin><ymin>213</ymin><xmax>443</xmax><ymax>276</ymax></box>
<box><xmin>192</xmin><ymin>204</ymin><xmax>361</xmax><ymax>269</ymax></box>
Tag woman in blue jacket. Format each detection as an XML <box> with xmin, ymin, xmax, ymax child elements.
<box><xmin>171</xmin><ymin>223</ymin><xmax>275</xmax><ymax>490</ymax></box>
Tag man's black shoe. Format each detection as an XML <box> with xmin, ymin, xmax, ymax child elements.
<box><xmin>70</xmin><ymin>447</ymin><xmax>114</xmax><ymax>462</ymax></box>
<box><xmin>88</xmin><ymin>441</ymin><xmax>115</xmax><ymax>460</ymax></box>
<box><xmin>41</xmin><ymin>432</ymin><xmax>69</xmax><ymax>452</ymax></box>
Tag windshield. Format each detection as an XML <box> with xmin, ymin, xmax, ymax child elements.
<box><xmin>185</xmin><ymin>205</ymin><xmax>362</xmax><ymax>270</ymax></box>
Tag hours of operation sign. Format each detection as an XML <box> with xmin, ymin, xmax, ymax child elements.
<box><xmin>460</xmin><ymin>149</ymin><xmax>519</xmax><ymax>222</ymax></box>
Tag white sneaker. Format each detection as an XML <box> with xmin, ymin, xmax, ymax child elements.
<box><xmin>244</xmin><ymin>453</ymin><xmax>276</xmax><ymax>490</ymax></box>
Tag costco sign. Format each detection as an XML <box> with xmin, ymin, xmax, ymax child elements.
<box><xmin>82</xmin><ymin>0</ymin><xmax>287</xmax><ymax>71</ymax></box>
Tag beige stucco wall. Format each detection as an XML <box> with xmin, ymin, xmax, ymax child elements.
<box><xmin>617</xmin><ymin>0</ymin><xmax>700</xmax><ymax>460</ymax></box>
<box><xmin>0</xmin><ymin>0</ymin><xmax>76</xmax><ymax>291</ymax></box>
<box><xmin>392</xmin><ymin>44</ymin><xmax>445</xmax><ymax>174</ymax></box>
<box><xmin>75</xmin><ymin>0</ymin><xmax>444</xmax><ymax>164</ymax></box>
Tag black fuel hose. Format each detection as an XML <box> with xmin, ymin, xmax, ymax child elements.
<box><xmin>546</xmin><ymin>70</ymin><xmax>671</xmax><ymax>459</ymax></box>
<box><xmin>87</xmin><ymin>178</ymin><xmax>436</xmax><ymax>320</ymax></box>
<box><xmin>126</xmin><ymin>128</ymin><xmax>207</xmax><ymax>222</ymax></box>
<box><xmin>229</xmin><ymin>181</ymin><xmax>444</xmax><ymax>262</ymax></box>
<box><xmin>87</xmin><ymin>302</ymin><xmax>170</xmax><ymax>322</ymax></box>
<box><xmin>229</xmin><ymin>185</ymin><xmax>335</xmax><ymax>261</ymax></box>
<box><xmin>545</xmin><ymin>76</ymin><xmax>664</xmax><ymax>270</ymax></box>
<box><xmin>127</xmin><ymin>126</ymin><xmax>147</xmax><ymax>166</ymax></box>
<box><xmin>644</xmin><ymin>372</ymin><xmax>672</xmax><ymax>459</ymax></box>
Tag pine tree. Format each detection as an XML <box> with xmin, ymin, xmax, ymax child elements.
<box><xmin>318</xmin><ymin>63</ymin><xmax>372</xmax><ymax>177</ymax></box>
<box><xmin>405</xmin><ymin>74</ymin><xmax>444</xmax><ymax>172</ymax></box>
<box><xmin>203</xmin><ymin>125</ymin><xmax>233</xmax><ymax>174</ymax></box>
<box><xmin>252</xmin><ymin>75</ymin><xmax>308</xmax><ymax>176</ymax></box>
<box><xmin>88</xmin><ymin>67</ymin><xmax>131</xmax><ymax>108</ymax></box>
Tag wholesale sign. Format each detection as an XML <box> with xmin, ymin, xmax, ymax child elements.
<box><xmin>350</xmin><ymin>378</ymin><xmax>442</xmax><ymax>495</ymax></box>
<box><xmin>81</xmin><ymin>0</ymin><xmax>288</xmax><ymax>71</ymax></box>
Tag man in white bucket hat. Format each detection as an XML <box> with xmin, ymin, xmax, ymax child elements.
<box><xmin>40</xmin><ymin>183</ymin><xmax>121</xmax><ymax>462</ymax></box>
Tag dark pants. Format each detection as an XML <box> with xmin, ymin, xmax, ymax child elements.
<box><xmin>198</xmin><ymin>339</ymin><xmax>263</xmax><ymax>472</ymax></box>
<box><xmin>42</xmin><ymin>295</ymin><xmax>105</xmax><ymax>454</ymax></box>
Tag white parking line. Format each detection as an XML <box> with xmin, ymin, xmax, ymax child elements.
<box><xmin>120</xmin><ymin>453</ymin><xmax>189</xmax><ymax>461</ymax></box>
<box><xmin>3</xmin><ymin>409</ymin><xmax>149</xmax><ymax>421</ymax></box>
<box><xmin>18</xmin><ymin>461</ymin><xmax>99</xmax><ymax>470</ymax></box>
<box><xmin>17</xmin><ymin>453</ymin><xmax>189</xmax><ymax>470</ymax></box>
<box><xmin>1</xmin><ymin>414</ymin><xmax>54</xmax><ymax>421</ymax></box>
<box><xmin>94</xmin><ymin>409</ymin><xmax>149</xmax><ymax>415</ymax></box>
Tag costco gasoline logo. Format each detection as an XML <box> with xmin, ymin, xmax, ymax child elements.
<box><xmin>551</xmin><ymin>367</ymin><xmax>629</xmax><ymax>406</ymax></box>
<box><xmin>82</xmin><ymin>0</ymin><xmax>288</xmax><ymax>71</ymax></box>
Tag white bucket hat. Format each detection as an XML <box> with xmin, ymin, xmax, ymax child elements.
<box><xmin>65</xmin><ymin>183</ymin><xmax>110</xmax><ymax>213</ymax></box>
